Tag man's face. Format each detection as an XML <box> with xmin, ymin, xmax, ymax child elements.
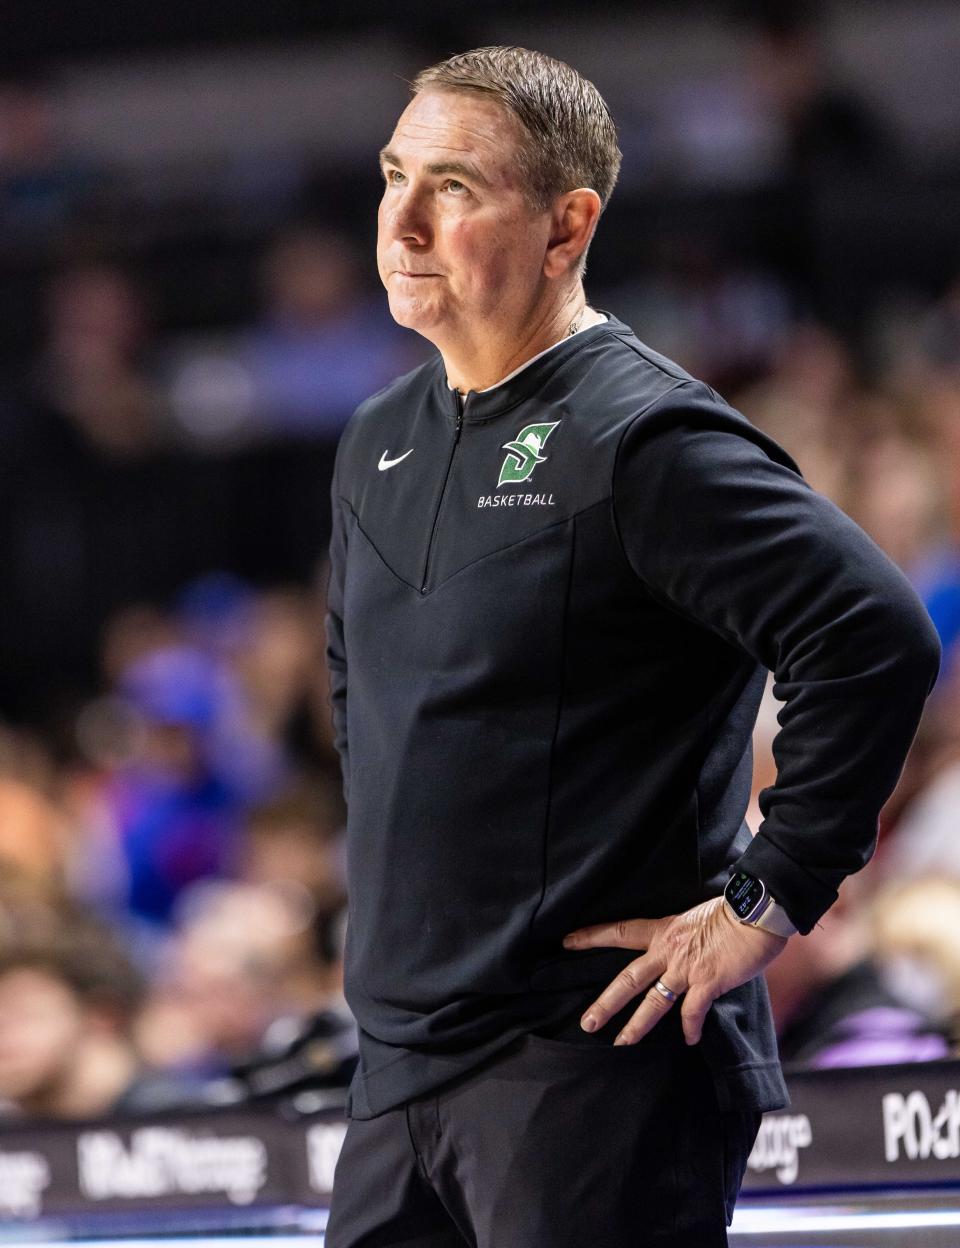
<box><xmin>377</xmin><ymin>89</ymin><xmax>552</xmax><ymax>342</ymax></box>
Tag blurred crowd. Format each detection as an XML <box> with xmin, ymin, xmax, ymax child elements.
<box><xmin>0</xmin><ymin>577</ymin><xmax>356</xmax><ymax>1120</ymax></box>
<box><xmin>1</xmin><ymin>8</ymin><xmax>960</xmax><ymax>1124</ymax></box>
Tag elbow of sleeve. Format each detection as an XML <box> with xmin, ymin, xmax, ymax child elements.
<box><xmin>895</xmin><ymin>604</ymin><xmax>942</xmax><ymax>696</ymax></box>
<box><xmin>866</xmin><ymin>587</ymin><xmax>942</xmax><ymax>696</ymax></box>
<box><xmin>920</xmin><ymin>615</ymin><xmax>943</xmax><ymax>692</ymax></box>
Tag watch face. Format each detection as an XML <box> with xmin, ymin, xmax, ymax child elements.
<box><xmin>725</xmin><ymin>871</ymin><xmax>766</xmax><ymax>920</ymax></box>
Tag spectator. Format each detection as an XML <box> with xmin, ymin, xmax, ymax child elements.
<box><xmin>880</xmin><ymin>747</ymin><xmax>960</xmax><ymax>891</ymax></box>
<box><xmin>748</xmin><ymin>11</ymin><xmax>892</xmax><ymax>179</ymax></box>
<box><xmin>168</xmin><ymin>224</ymin><xmax>421</xmax><ymax>444</ymax></box>
<box><xmin>764</xmin><ymin>881</ymin><xmax>949</xmax><ymax>1069</ymax></box>
<box><xmin>109</xmin><ymin>641</ymin><xmax>283</xmax><ymax>930</ymax></box>
<box><xmin>134</xmin><ymin>879</ymin><xmax>338</xmax><ymax>1079</ymax></box>
<box><xmin>871</xmin><ymin>877</ymin><xmax>960</xmax><ymax>1053</ymax></box>
<box><xmin>0</xmin><ymin>911</ymin><xmax>199</xmax><ymax>1119</ymax></box>
<box><xmin>31</xmin><ymin>262</ymin><xmax>164</xmax><ymax>458</ymax></box>
<box><xmin>241</xmin><ymin>779</ymin><xmax>346</xmax><ymax>923</ymax></box>
<box><xmin>0</xmin><ymin>72</ymin><xmax>102</xmax><ymax>247</ymax></box>
<box><xmin>0</xmin><ymin>724</ymin><xmax>69</xmax><ymax>889</ymax></box>
<box><xmin>171</xmin><ymin>576</ymin><xmax>340</xmax><ymax>773</ymax></box>
<box><xmin>734</xmin><ymin>322</ymin><xmax>858</xmax><ymax>506</ymax></box>
<box><xmin>0</xmin><ymin>264</ymin><xmax>213</xmax><ymax>726</ymax></box>
<box><xmin>846</xmin><ymin>428</ymin><xmax>945</xmax><ymax>577</ymax></box>
<box><xmin>230</xmin><ymin>904</ymin><xmax>356</xmax><ymax>1101</ymax></box>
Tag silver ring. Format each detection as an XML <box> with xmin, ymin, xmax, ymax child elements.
<box><xmin>652</xmin><ymin>979</ymin><xmax>679</xmax><ymax>1003</ymax></box>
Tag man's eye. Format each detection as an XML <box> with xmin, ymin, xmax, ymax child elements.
<box><xmin>444</xmin><ymin>179</ymin><xmax>468</xmax><ymax>195</ymax></box>
<box><xmin>385</xmin><ymin>169</ymin><xmax>405</xmax><ymax>185</ymax></box>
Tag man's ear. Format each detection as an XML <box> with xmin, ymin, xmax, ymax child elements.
<box><xmin>543</xmin><ymin>188</ymin><xmax>602</xmax><ymax>279</ymax></box>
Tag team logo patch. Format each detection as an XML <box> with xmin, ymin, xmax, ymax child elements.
<box><xmin>497</xmin><ymin>421</ymin><xmax>560</xmax><ymax>487</ymax></box>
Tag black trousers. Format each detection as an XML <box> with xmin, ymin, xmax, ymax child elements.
<box><xmin>326</xmin><ymin>1008</ymin><xmax>761</xmax><ymax>1247</ymax></box>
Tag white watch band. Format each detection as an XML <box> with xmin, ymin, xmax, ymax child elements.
<box><xmin>752</xmin><ymin>897</ymin><xmax>798</xmax><ymax>939</ymax></box>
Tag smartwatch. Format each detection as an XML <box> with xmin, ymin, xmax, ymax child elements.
<box><xmin>724</xmin><ymin>870</ymin><xmax>798</xmax><ymax>938</ymax></box>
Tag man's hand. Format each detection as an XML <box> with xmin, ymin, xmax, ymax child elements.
<box><xmin>562</xmin><ymin>897</ymin><xmax>788</xmax><ymax>1046</ymax></box>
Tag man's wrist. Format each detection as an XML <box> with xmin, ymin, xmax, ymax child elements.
<box><xmin>723</xmin><ymin>870</ymin><xmax>799</xmax><ymax>939</ymax></box>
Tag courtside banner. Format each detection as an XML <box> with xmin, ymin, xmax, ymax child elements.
<box><xmin>743</xmin><ymin>1059</ymin><xmax>960</xmax><ymax>1191</ymax></box>
<box><xmin>3</xmin><ymin>1062</ymin><xmax>960</xmax><ymax>1222</ymax></box>
<box><xmin>0</xmin><ymin>1107</ymin><xmax>314</xmax><ymax>1220</ymax></box>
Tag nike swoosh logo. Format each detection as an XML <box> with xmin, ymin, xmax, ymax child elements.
<box><xmin>378</xmin><ymin>448</ymin><xmax>414</xmax><ymax>471</ymax></box>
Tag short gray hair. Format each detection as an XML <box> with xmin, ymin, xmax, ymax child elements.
<box><xmin>411</xmin><ymin>46</ymin><xmax>622</xmax><ymax>215</ymax></box>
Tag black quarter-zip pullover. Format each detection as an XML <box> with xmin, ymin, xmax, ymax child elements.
<box><xmin>325</xmin><ymin>313</ymin><xmax>940</xmax><ymax>1120</ymax></box>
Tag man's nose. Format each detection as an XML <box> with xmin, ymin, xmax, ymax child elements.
<box><xmin>384</xmin><ymin>187</ymin><xmax>431</xmax><ymax>247</ymax></box>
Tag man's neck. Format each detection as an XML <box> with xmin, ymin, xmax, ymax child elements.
<box><xmin>441</xmin><ymin>291</ymin><xmax>603</xmax><ymax>394</ymax></box>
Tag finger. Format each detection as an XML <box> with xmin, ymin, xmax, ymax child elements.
<box><xmin>579</xmin><ymin>952</ymin><xmax>661</xmax><ymax>1032</ymax></box>
<box><xmin>563</xmin><ymin>917</ymin><xmax>661</xmax><ymax>951</ymax></box>
<box><xmin>613</xmin><ymin>975</ymin><xmax>687</xmax><ymax>1045</ymax></box>
<box><xmin>679</xmin><ymin>985</ymin><xmax>714</xmax><ymax>1046</ymax></box>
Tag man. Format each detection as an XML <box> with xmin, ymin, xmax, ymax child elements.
<box><xmin>323</xmin><ymin>46</ymin><xmax>940</xmax><ymax>1246</ymax></box>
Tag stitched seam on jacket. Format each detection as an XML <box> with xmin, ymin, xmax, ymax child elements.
<box><xmin>340</xmin><ymin>495</ymin><xmax>611</xmax><ymax>597</ymax></box>
<box><xmin>525</xmin><ymin>507</ymin><xmax>578</xmax><ymax>986</ymax></box>
<box><xmin>339</xmin><ymin>498</ymin><xmax>422</xmax><ymax>592</ymax></box>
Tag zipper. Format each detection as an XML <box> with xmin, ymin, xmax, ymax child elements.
<box><xmin>420</xmin><ymin>390</ymin><xmax>465</xmax><ymax>593</ymax></box>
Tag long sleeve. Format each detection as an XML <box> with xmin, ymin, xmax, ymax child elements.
<box><xmin>325</xmin><ymin>445</ymin><xmax>350</xmax><ymax>805</ymax></box>
<box><xmin>612</xmin><ymin>381</ymin><xmax>941</xmax><ymax>933</ymax></box>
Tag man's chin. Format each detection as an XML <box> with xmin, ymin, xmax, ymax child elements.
<box><xmin>386</xmin><ymin>295</ymin><xmax>443</xmax><ymax>336</ymax></box>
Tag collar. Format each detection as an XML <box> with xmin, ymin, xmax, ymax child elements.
<box><xmin>446</xmin><ymin>314</ymin><xmax>609</xmax><ymax>395</ymax></box>
<box><xmin>434</xmin><ymin>310</ymin><xmax>623</xmax><ymax>423</ymax></box>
